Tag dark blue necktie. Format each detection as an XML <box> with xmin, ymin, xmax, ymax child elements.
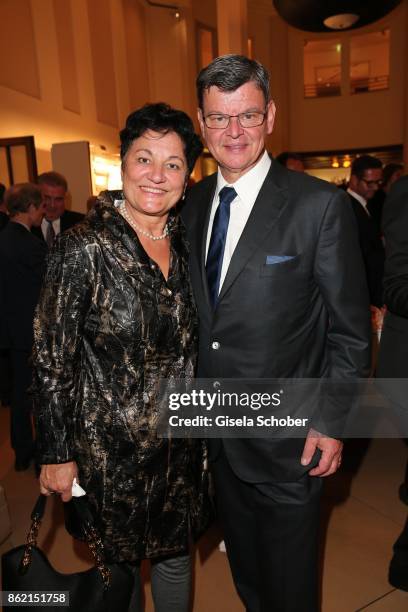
<box><xmin>206</xmin><ymin>186</ymin><xmax>237</xmax><ymax>307</ymax></box>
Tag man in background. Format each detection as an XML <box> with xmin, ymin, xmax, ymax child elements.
<box><xmin>0</xmin><ymin>182</ymin><xmax>11</xmax><ymax>407</ymax></box>
<box><xmin>367</xmin><ymin>162</ymin><xmax>404</xmax><ymax>233</ymax></box>
<box><xmin>377</xmin><ymin>175</ymin><xmax>408</xmax><ymax>592</ymax></box>
<box><xmin>32</xmin><ymin>171</ymin><xmax>84</xmax><ymax>246</ymax></box>
<box><xmin>275</xmin><ymin>151</ymin><xmax>305</xmax><ymax>172</ymax></box>
<box><xmin>0</xmin><ymin>183</ymin><xmax>9</xmax><ymax>230</ymax></box>
<box><xmin>347</xmin><ymin>155</ymin><xmax>385</xmax><ymax>309</ymax></box>
<box><xmin>0</xmin><ymin>184</ymin><xmax>47</xmax><ymax>470</ymax></box>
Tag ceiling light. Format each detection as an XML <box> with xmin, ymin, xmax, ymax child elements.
<box><xmin>324</xmin><ymin>13</ymin><xmax>359</xmax><ymax>30</ymax></box>
<box><xmin>273</xmin><ymin>1</ymin><xmax>402</xmax><ymax>33</ymax></box>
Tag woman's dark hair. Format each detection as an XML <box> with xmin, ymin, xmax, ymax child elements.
<box><xmin>196</xmin><ymin>54</ymin><xmax>270</xmax><ymax>109</ymax></box>
<box><xmin>120</xmin><ymin>103</ymin><xmax>203</xmax><ymax>174</ymax></box>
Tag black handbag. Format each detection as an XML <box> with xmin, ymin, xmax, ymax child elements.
<box><xmin>1</xmin><ymin>495</ymin><xmax>134</xmax><ymax>611</ymax></box>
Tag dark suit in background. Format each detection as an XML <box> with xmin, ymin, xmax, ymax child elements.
<box><xmin>377</xmin><ymin>175</ymin><xmax>408</xmax><ymax>591</ymax></box>
<box><xmin>183</xmin><ymin>161</ymin><xmax>371</xmax><ymax>610</ymax></box>
<box><xmin>348</xmin><ymin>193</ymin><xmax>385</xmax><ymax>308</ymax></box>
<box><xmin>0</xmin><ymin>211</ymin><xmax>11</xmax><ymax>405</ymax></box>
<box><xmin>0</xmin><ymin>211</ymin><xmax>9</xmax><ymax>231</ymax></box>
<box><xmin>31</xmin><ymin>209</ymin><xmax>84</xmax><ymax>243</ymax></box>
<box><xmin>0</xmin><ymin>222</ymin><xmax>47</xmax><ymax>464</ymax></box>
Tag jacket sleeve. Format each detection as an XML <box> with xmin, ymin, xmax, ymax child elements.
<box><xmin>312</xmin><ymin>189</ymin><xmax>371</xmax><ymax>436</ymax></box>
<box><xmin>314</xmin><ymin>189</ymin><xmax>371</xmax><ymax>377</ymax></box>
<box><xmin>382</xmin><ymin>179</ymin><xmax>408</xmax><ymax>317</ymax></box>
<box><xmin>32</xmin><ymin>231</ymin><xmax>94</xmax><ymax>464</ymax></box>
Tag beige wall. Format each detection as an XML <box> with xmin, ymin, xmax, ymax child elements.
<box><xmin>1</xmin><ymin>0</ymin><xmax>407</xmax><ymax>181</ymax></box>
<box><xmin>286</xmin><ymin>3</ymin><xmax>406</xmax><ymax>153</ymax></box>
<box><xmin>0</xmin><ymin>0</ymin><xmax>149</xmax><ymax>175</ymax></box>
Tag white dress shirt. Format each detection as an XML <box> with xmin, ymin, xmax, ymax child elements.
<box><xmin>347</xmin><ymin>188</ymin><xmax>370</xmax><ymax>216</ymax></box>
<box><xmin>41</xmin><ymin>217</ymin><xmax>61</xmax><ymax>240</ymax></box>
<box><xmin>205</xmin><ymin>150</ymin><xmax>271</xmax><ymax>292</ymax></box>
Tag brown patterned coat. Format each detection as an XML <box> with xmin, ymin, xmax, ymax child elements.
<box><xmin>32</xmin><ymin>190</ymin><xmax>211</xmax><ymax>563</ymax></box>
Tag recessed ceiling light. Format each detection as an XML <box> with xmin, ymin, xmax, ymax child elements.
<box><xmin>324</xmin><ymin>13</ymin><xmax>360</xmax><ymax>30</ymax></box>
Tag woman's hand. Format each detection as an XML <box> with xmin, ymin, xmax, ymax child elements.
<box><xmin>39</xmin><ymin>461</ymin><xmax>78</xmax><ymax>502</ymax></box>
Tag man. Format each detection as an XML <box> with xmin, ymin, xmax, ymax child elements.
<box><xmin>0</xmin><ymin>183</ymin><xmax>9</xmax><ymax>230</ymax></box>
<box><xmin>347</xmin><ymin>155</ymin><xmax>385</xmax><ymax>309</ymax></box>
<box><xmin>367</xmin><ymin>162</ymin><xmax>404</xmax><ymax>233</ymax></box>
<box><xmin>182</xmin><ymin>55</ymin><xmax>371</xmax><ymax>612</ymax></box>
<box><xmin>0</xmin><ymin>184</ymin><xmax>47</xmax><ymax>470</ymax></box>
<box><xmin>0</xmin><ymin>182</ymin><xmax>11</xmax><ymax>407</ymax></box>
<box><xmin>377</xmin><ymin>175</ymin><xmax>408</xmax><ymax>592</ymax></box>
<box><xmin>275</xmin><ymin>151</ymin><xmax>305</xmax><ymax>172</ymax></box>
<box><xmin>33</xmin><ymin>171</ymin><xmax>84</xmax><ymax>245</ymax></box>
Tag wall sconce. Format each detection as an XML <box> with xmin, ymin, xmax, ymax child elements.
<box><xmin>342</xmin><ymin>156</ymin><xmax>351</xmax><ymax>168</ymax></box>
<box><xmin>331</xmin><ymin>157</ymin><xmax>340</xmax><ymax>168</ymax></box>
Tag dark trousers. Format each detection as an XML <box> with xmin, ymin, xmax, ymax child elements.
<box><xmin>10</xmin><ymin>350</ymin><xmax>34</xmax><ymax>461</ymax></box>
<box><xmin>212</xmin><ymin>446</ymin><xmax>322</xmax><ymax>612</ymax></box>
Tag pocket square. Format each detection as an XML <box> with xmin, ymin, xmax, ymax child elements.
<box><xmin>265</xmin><ymin>255</ymin><xmax>295</xmax><ymax>265</ymax></box>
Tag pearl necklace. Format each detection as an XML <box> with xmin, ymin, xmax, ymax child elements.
<box><xmin>119</xmin><ymin>202</ymin><xmax>169</xmax><ymax>241</ymax></box>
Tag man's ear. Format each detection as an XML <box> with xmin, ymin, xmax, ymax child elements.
<box><xmin>265</xmin><ymin>100</ymin><xmax>276</xmax><ymax>135</ymax></box>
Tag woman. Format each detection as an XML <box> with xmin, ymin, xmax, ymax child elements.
<box><xmin>32</xmin><ymin>103</ymin><xmax>211</xmax><ymax>611</ymax></box>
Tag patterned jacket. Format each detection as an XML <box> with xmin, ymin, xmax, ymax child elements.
<box><xmin>32</xmin><ymin>190</ymin><xmax>212</xmax><ymax>562</ymax></box>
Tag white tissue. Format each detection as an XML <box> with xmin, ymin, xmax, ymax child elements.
<box><xmin>71</xmin><ymin>478</ymin><xmax>86</xmax><ymax>497</ymax></box>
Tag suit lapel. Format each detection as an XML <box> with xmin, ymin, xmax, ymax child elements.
<box><xmin>218</xmin><ymin>162</ymin><xmax>289</xmax><ymax>303</ymax></box>
<box><xmin>191</xmin><ymin>176</ymin><xmax>217</xmax><ymax>309</ymax></box>
<box><xmin>60</xmin><ymin>212</ymin><xmax>66</xmax><ymax>233</ymax></box>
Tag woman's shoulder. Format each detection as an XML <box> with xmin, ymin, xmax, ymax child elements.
<box><xmin>56</xmin><ymin>190</ymin><xmax>124</xmax><ymax>249</ymax></box>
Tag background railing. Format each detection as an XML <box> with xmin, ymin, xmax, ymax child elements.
<box><xmin>305</xmin><ymin>75</ymin><xmax>389</xmax><ymax>98</ymax></box>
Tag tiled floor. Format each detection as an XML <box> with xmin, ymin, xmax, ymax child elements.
<box><xmin>1</xmin><ymin>403</ymin><xmax>407</xmax><ymax>611</ymax></box>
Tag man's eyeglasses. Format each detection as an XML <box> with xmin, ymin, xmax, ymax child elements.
<box><xmin>360</xmin><ymin>178</ymin><xmax>383</xmax><ymax>188</ymax></box>
<box><xmin>203</xmin><ymin>111</ymin><xmax>267</xmax><ymax>129</ymax></box>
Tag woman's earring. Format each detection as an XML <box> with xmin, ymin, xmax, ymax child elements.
<box><xmin>182</xmin><ymin>183</ymin><xmax>187</xmax><ymax>200</ymax></box>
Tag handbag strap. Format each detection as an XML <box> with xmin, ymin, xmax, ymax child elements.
<box><xmin>20</xmin><ymin>494</ymin><xmax>112</xmax><ymax>589</ymax></box>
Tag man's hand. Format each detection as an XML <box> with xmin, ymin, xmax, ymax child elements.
<box><xmin>301</xmin><ymin>428</ymin><xmax>343</xmax><ymax>477</ymax></box>
<box><xmin>39</xmin><ymin>461</ymin><xmax>78</xmax><ymax>502</ymax></box>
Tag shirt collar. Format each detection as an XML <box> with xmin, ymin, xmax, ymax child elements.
<box><xmin>347</xmin><ymin>188</ymin><xmax>367</xmax><ymax>209</ymax></box>
<box><xmin>12</xmin><ymin>219</ymin><xmax>30</xmax><ymax>232</ymax></box>
<box><xmin>216</xmin><ymin>150</ymin><xmax>271</xmax><ymax>203</ymax></box>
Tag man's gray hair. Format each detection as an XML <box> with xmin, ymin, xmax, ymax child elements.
<box><xmin>196</xmin><ymin>54</ymin><xmax>270</xmax><ymax>109</ymax></box>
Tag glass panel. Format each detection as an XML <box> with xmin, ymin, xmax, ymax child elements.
<box><xmin>350</xmin><ymin>29</ymin><xmax>390</xmax><ymax>94</ymax></box>
<box><xmin>304</xmin><ymin>39</ymin><xmax>341</xmax><ymax>98</ymax></box>
<box><xmin>0</xmin><ymin>148</ymin><xmax>9</xmax><ymax>186</ymax></box>
<box><xmin>10</xmin><ymin>145</ymin><xmax>29</xmax><ymax>183</ymax></box>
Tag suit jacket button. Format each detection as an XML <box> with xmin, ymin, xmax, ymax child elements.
<box><xmin>212</xmin><ymin>341</ymin><xmax>220</xmax><ymax>350</ymax></box>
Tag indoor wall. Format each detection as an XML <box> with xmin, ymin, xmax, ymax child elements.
<box><xmin>1</xmin><ymin>0</ymin><xmax>407</xmax><ymax>182</ymax></box>
<box><xmin>0</xmin><ymin>0</ymin><xmax>150</xmax><ymax>174</ymax></box>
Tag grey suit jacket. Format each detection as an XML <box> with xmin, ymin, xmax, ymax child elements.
<box><xmin>182</xmin><ymin>160</ymin><xmax>371</xmax><ymax>482</ymax></box>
